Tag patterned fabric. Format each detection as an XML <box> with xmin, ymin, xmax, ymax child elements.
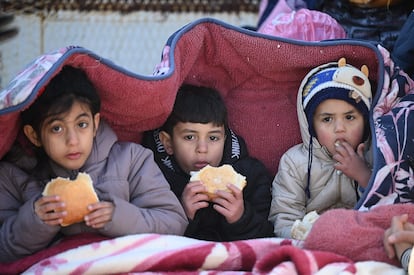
<box><xmin>257</xmin><ymin>0</ymin><xmax>346</xmax><ymax>41</ymax></box>
<box><xmin>22</xmin><ymin>234</ymin><xmax>403</xmax><ymax>274</ymax></box>
<box><xmin>356</xmin><ymin>46</ymin><xmax>414</xmax><ymax>210</ymax></box>
<box><xmin>0</xmin><ymin>47</ymin><xmax>71</xmax><ymax>114</ymax></box>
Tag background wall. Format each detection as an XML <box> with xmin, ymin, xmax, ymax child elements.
<box><xmin>0</xmin><ymin>1</ymin><xmax>260</xmax><ymax>88</ymax></box>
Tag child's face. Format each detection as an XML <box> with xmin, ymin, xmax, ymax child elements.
<box><xmin>25</xmin><ymin>101</ymin><xmax>100</xmax><ymax>171</ymax></box>
<box><xmin>161</xmin><ymin>122</ymin><xmax>225</xmax><ymax>174</ymax></box>
<box><xmin>313</xmin><ymin>99</ymin><xmax>365</xmax><ymax>156</ymax></box>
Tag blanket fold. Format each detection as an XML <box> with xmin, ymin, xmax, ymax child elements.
<box><xmin>0</xmin><ymin>18</ymin><xmax>384</xmax><ymax>175</ymax></box>
<box><xmin>304</xmin><ymin>204</ymin><xmax>414</xmax><ymax>266</ymax></box>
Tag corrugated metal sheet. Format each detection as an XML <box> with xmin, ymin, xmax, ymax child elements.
<box><xmin>1</xmin><ymin>0</ymin><xmax>260</xmax><ymax>13</ymax></box>
<box><xmin>0</xmin><ymin>10</ymin><xmax>258</xmax><ymax>88</ymax></box>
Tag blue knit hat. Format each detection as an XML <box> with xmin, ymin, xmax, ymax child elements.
<box><xmin>301</xmin><ymin>58</ymin><xmax>372</xmax><ymax>137</ymax></box>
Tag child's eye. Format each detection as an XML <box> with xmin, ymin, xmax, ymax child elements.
<box><xmin>184</xmin><ymin>135</ymin><xmax>194</xmax><ymax>141</ymax></box>
<box><xmin>51</xmin><ymin>125</ymin><xmax>63</xmax><ymax>133</ymax></box>
<box><xmin>78</xmin><ymin>122</ymin><xmax>89</xmax><ymax>128</ymax></box>
<box><xmin>209</xmin><ymin>136</ymin><xmax>219</xmax><ymax>141</ymax></box>
<box><xmin>345</xmin><ymin>115</ymin><xmax>355</xmax><ymax>120</ymax></box>
<box><xmin>322</xmin><ymin>117</ymin><xmax>332</xmax><ymax>123</ymax></box>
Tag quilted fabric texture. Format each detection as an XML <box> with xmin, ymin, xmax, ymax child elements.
<box><xmin>0</xmin><ymin>18</ymin><xmax>383</xmax><ymax>176</ymax></box>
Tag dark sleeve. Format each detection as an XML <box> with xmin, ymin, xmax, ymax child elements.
<box><xmin>183</xmin><ymin>218</ymin><xmax>201</xmax><ymax>238</ymax></box>
<box><xmin>222</xmin><ymin>158</ymin><xmax>275</xmax><ymax>240</ymax></box>
<box><xmin>392</xmin><ymin>10</ymin><xmax>414</xmax><ymax>79</ymax></box>
<box><xmin>183</xmin><ymin>207</ymin><xmax>225</xmax><ymax>241</ymax></box>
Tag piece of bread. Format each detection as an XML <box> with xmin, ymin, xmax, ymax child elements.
<box><xmin>291</xmin><ymin>210</ymin><xmax>320</xmax><ymax>240</ymax></box>
<box><xmin>42</xmin><ymin>172</ymin><xmax>99</xmax><ymax>227</ymax></box>
<box><xmin>190</xmin><ymin>164</ymin><xmax>247</xmax><ymax>200</ymax></box>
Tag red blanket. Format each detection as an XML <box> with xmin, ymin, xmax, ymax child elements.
<box><xmin>304</xmin><ymin>204</ymin><xmax>414</xmax><ymax>266</ymax></box>
<box><xmin>0</xmin><ymin>233</ymin><xmax>108</xmax><ymax>274</ymax></box>
<box><xmin>0</xmin><ymin>19</ymin><xmax>384</xmax><ymax>176</ymax></box>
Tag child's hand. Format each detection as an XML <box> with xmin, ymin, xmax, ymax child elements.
<box><xmin>384</xmin><ymin>214</ymin><xmax>414</xmax><ymax>260</ymax></box>
<box><xmin>333</xmin><ymin>141</ymin><xmax>371</xmax><ymax>188</ymax></box>
<box><xmin>34</xmin><ymin>195</ymin><xmax>67</xmax><ymax>226</ymax></box>
<box><xmin>84</xmin><ymin>201</ymin><xmax>114</xmax><ymax>229</ymax></box>
<box><xmin>212</xmin><ymin>184</ymin><xmax>244</xmax><ymax>224</ymax></box>
<box><xmin>181</xmin><ymin>181</ymin><xmax>209</xmax><ymax>220</ymax></box>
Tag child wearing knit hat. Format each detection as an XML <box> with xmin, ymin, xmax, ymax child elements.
<box><xmin>268</xmin><ymin>58</ymin><xmax>373</xmax><ymax>239</ymax></box>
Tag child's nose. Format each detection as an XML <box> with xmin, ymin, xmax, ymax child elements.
<box><xmin>66</xmin><ymin>128</ymin><xmax>79</xmax><ymax>145</ymax></box>
<box><xmin>334</xmin><ymin>119</ymin><xmax>346</xmax><ymax>132</ymax></box>
<box><xmin>196</xmin><ymin>140</ymin><xmax>208</xmax><ymax>153</ymax></box>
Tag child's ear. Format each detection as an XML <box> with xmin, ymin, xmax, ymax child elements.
<box><xmin>159</xmin><ymin>131</ymin><xmax>174</xmax><ymax>155</ymax></box>
<box><xmin>93</xmin><ymin>113</ymin><xmax>100</xmax><ymax>137</ymax></box>
<box><xmin>23</xmin><ymin>125</ymin><xmax>42</xmax><ymax>147</ymax></box>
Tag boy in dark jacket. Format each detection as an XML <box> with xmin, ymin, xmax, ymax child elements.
<box><xmin>143</xmin><ymin>84</ymin><xmax>274</xmax><ymax>241</ymax></box>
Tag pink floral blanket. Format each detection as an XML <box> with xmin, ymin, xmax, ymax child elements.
<box><xmin>15</xmin><ymin>234</ymin><xmax>403</xmax><ymax>274</ymax></box>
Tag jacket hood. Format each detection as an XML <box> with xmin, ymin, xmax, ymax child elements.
<box><xmin>296</xmin><ymin>84</ymin><xmax>331</xmax><ymax>161</ymax></box>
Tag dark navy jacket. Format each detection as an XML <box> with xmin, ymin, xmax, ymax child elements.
<box><xmin>142</xmin><ymin>127</ymin><xmax>274</xmax><ymax>241</ymax></box>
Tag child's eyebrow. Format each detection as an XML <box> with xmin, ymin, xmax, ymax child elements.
<box><xmin>344</xmin><ymin>110</ymin><xmax>356</xmax><ymax>115</ymax></box>
<box><xmin>44</xmin><ymin>112</ymin><xmax>91</xmax><ymax>125</ymax></box>
<box><xmin>180</xmin><ymin>128</ymin><xmax>197</xmax><ymax>134</ymax></box>
<box><xmin>318</xmin><ymin>109</ymin><xmax>356</xmax><ymax>116</ymax></box>
<box><xmin>208</xmin><ymin>129</ymin><xmax>225</xmax><ymax>135</ymax></box>
<box><xmin>316</xmin><ymin>112</ymin><xmax>333</xmax><ymax>117</ymax></box>
<box><xmin>75</xmin><ymin>113</ymin><xmax>92</xmax><ymax>120</ymax></box>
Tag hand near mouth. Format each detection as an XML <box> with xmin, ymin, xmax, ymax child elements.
<box><xmin>333</xmin><ymin>141</ymin><xmax>371</xmax><ymax>188</ymax></box>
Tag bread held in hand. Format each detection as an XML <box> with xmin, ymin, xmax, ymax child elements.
<box><xmin>190</xmin><ymin>164</ymin><xmax>246</xmax><ymax>200</ymax></box>
<box><xmin>42</xmin><ymin>172</ymin><xmax>99</xmax><ymax>226</ymax></box>
<box><xmin>291</xmin><ymin>210</ymin><xmax>320</xmax><ymax>240</ymax></box>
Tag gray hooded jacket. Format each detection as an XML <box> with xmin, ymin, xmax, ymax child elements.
<box><xmin>0</xmin><ymin>120</ymin><xmax>187</xmax><ymax>262</ymax></box>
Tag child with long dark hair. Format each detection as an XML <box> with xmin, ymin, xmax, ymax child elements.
<box><xmin>0</xmin><ymin>65</ymin><xmax>187</xmax><ymax>262</ymax></box>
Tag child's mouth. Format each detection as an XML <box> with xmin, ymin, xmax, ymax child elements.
<box><xmin>334</xmin><ymin>139</ymin><xmax>345</xmax><ymax>147</ymax></box>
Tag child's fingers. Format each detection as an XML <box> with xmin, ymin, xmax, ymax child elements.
<box><xmin>389</xmin><ymin>231</ymin><xmax>414</xmax><ymax>245</ymax></box>
<box><xmin>35</xmin><ymin>201</ymin><xmax>65</xmax><ymax>215</ymax></box>
<box><xmin>87</xmin><ymin>201</ymin><xmax>113</xmax><ymax>211</ymax></box>
<box><xmin>226</xmin><ymin>184</ymin><xmax>243</xmax><ymax>197</ymax></box>
<box><xmin>399</xmin><ymin>213</ymin><xmax>409</xmax><ymax>223</ymax></box>
<box><xmin>390</xmin><ymin>215</ymin><xmax>406</xmax><ymax>232</ymax></box>
<box><xmin>335</xmin><ymin>141</ymin><xmax>355</xmax><ymax>157</ymax></box>
<box><xmin>44</xmin><ymin>212</ymin><xmax>66</xmax><ymax>226</ymax></box>
<box><xmin>384</xmin><ymin>228</ymin><xmax>397</xmax><ymax>258</ymax></box>
<box><xmin>35</xmin><ymin>196</ymin><xmax>66</xmax><ymax>220</ymax></box>
<box><xmin>86</xmin><ymin>202</ymin><xmax>113</xmax><ymax>218</ymax></box>
<box><xmin>36</xmin><ymin>206</ymin><xmax>67</xmax><ymax>226</ymax></box>
<box><xmin>405</xmin><ymin>222</ymin><xmax>414</xmax><ymax>231</ymax></box>
<box><xmin>85</xmin><ymin>213</ymin><xmax>111</xmax><ymax>228</ymax></box>
<box><xmin>35</xmin><ymin>195</ymin><xmax>62</xmax><ymax>208</ymax></box>
<box><xmin>356</xmin><ymin>143</ymin><xmax>365</xmax><ymax>158</ymax></box>
<box><xmin>183</xmin><ymin>181</ymin><xmax>207</xmax><ymax>195</ymax></box>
